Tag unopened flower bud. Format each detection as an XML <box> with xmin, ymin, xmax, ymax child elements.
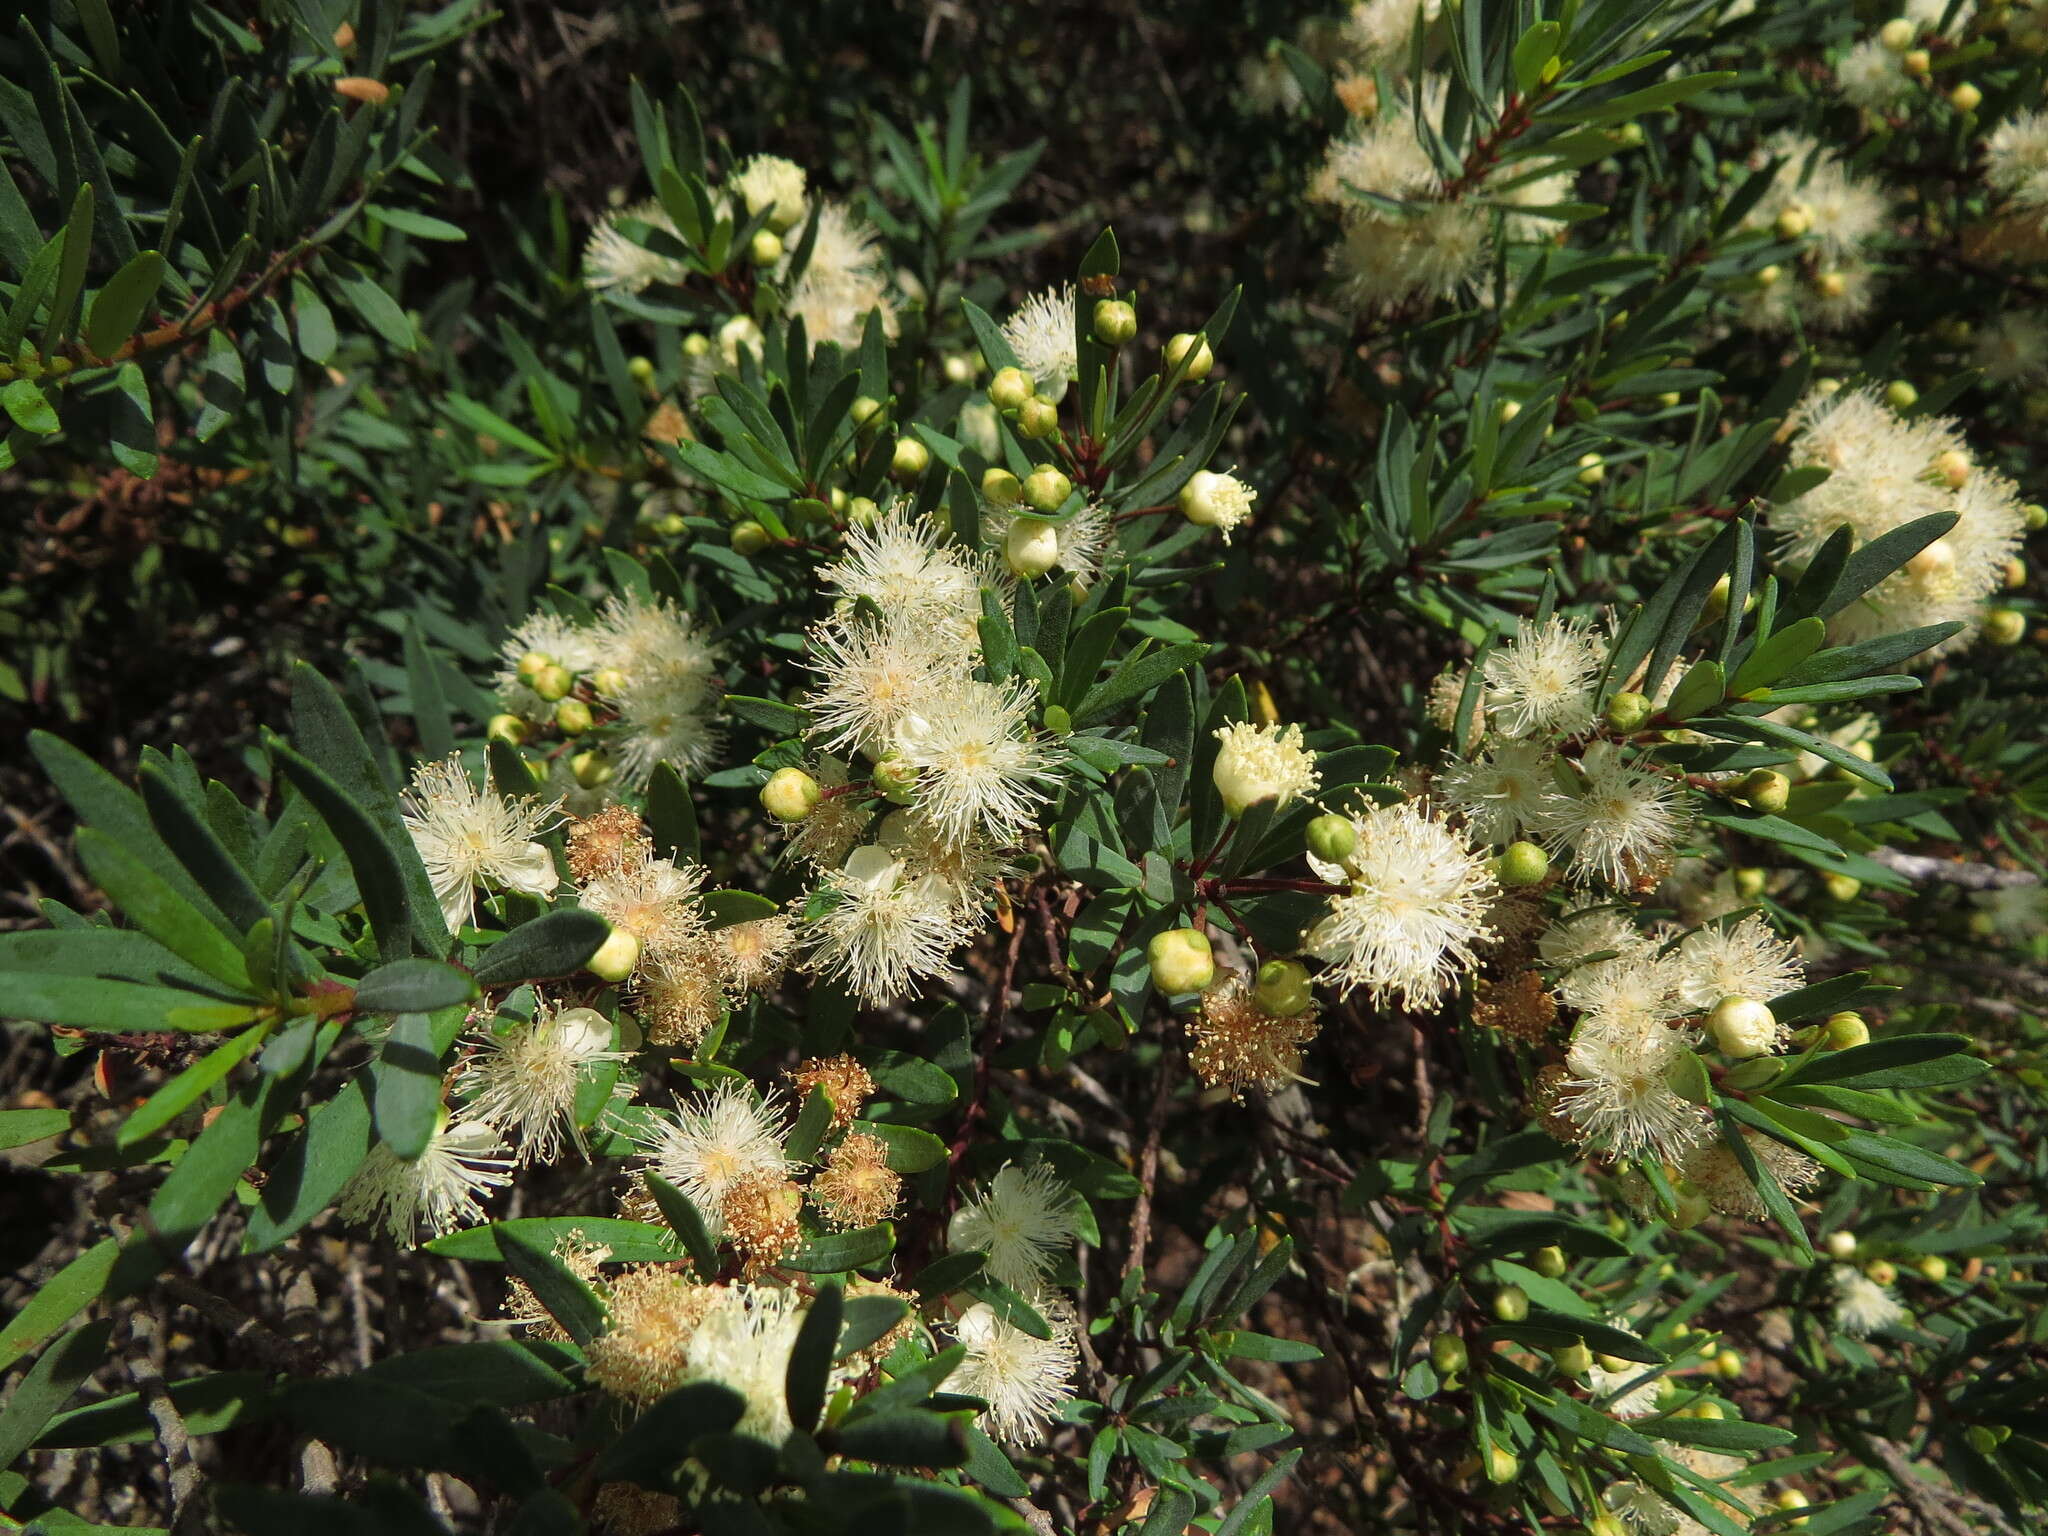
<box><xmin>982</xmin><ymin>467</ymin><xmax>1023</xmax><ymax>506</ymax></box>
<box><xmin>1147</xmin><ymin>928</ymin><xmax>1215</xmax><ymax>995</ymax></box>
<box><xmin>1491</xmin><ymin>1285</ymin><xmax>1529</xmax><ymax>1322</ymax></box>
<box><xmin>1022</xmin><ymin>467</ymin><xmax>1073</xmax><ymax>513</ymax></box>
<box><xmin>1255</xmin><ymin>959</ymin><xmax>1315</xmax><ymax>1018</ymax></box>
<box><xmin>1950</xmin><ymin>81</ymin><xmax>1983</xmax><ymax>112</ymax></box>
<box><xmin>627</xmin><ymin>355</ymin><xmax>656</xmax><ymax>385</ymax></box>
<box><xmin>988</xmin><ymin>367</ymin><xmax>1034</xmax><ymax>412</ymax></box>
<box><xmin>586</xmin><ymin>925</ymin><xmax>642</xmax><ymax>982</ymax></box>
<box><xmin>516</xmin><ymin>650</ymin><xmax>555</xmax><ymax>682</ymax></box>
<box><xmin>942</xmin><ymin>353</ymin><xmax>977</xmax><ymax>385</ymax></box>
<box><xmin>1164</xmin><ymin>332</ymin><xmax>1213</xmax><ymax>381</ymax></box>
<box><xmin>1016</xmin><ymin>395</ymin><xmax>1060</xmax><ymax>439</ymax></box>
<box><xmin>850</xmin><ymin>395</ymin><xmax>885</xmax><ymax>430</ymax></box>
<box><xmin>1495</xmin><ymin>841</ymin><xmax>1550</xmax><ymax>888</ymax></box>
<box><xmin>1879</xmin><ymin>17</ymin><xmax>1915</xmax><ymax>50</ymax></box>
<box><xmin>1306</xmin><ymin>812</ymin><xmax>1357</xmax><ymax>864</ymax></box>
<box><xmin>572</xmin><ymin>750</ymin><xmax>613</xmax><ymax>789</ymax></box>
<box><xmin>749</xmin><ymin>229</ymin><xmax>783</xmax><ymax>266</ymax></box>
<box><xmin>1497</xmin><ymin>399</ymin><xmax>1522</xmax><ymax>422</ymax></box>
<box><xmin>587</xmin><ymin>668</ymin><xmax>626</xmax><ymax>699</ymax></box>
<box><xmin>1004</xmin><ymin>516</ymin><xmax>1062</xmax><ymax>578</ymax></box>
<box><xmin>1739</xmin><ymin>769</ymin><xmax>1790</xmax><ymax>814</ymax></box>
<box><xmin>1824</xmin><ymin>1010</ymin><xmax>1870</xmax><ymax>1049</ymax></box>
<box><xmin>890</xmin><ymin>438</ymin><xmax>930</xmax><ymax>484</ymax></box>
<box><xmin>1902</xmin><ymin>47</ymin><xmax>1931</xmax><ymax>75</ymax></box>
<box><xmin>1822</xmin><ymin>872</ymin><xmax>1862</xmax><ymax>902</ymax></box>
<box><xmin>1552</xmin><ymin>1341</ymin><xmax>1594</xmax><ymax>1376</ymax></box>
<box><xmin>1983</xmin><ymin>608</ymin><xmax>2027</xmax><ymax>647</ymax></box>
<box><xmin>2005</xmin><ymin>557</ymin><xmax>2026</xmax><ymax>590</ymax></box>
<box><xmin>1714</xmin><ymin>1349</ymin><xmax>1744</xmax><ymax>1379</ymax></box>
<box><xmin>486</xmin><ymin>713</ymin><xmax>528</xmax><ymax>746</ymax></box>
<box><xmin>1708</xmin><ymin>995</ymin><xmax>1777</xmax><ymax>1058</ymax></box>
<box><xmin>1825</xmin><ymin>1230</ymin><xmax>1857</xmax><ymax>1259</ymax></box>
<box><xmin>1534</xmin><ymin>1245</ymin><xmax>1568</xmax><ymax>1278</ymax></box>
<box><xmin>1430</xmin><ymin>1333</ymin><xmax>1469</xmax><ymax>1375</ymax></box>
<box><xmin>532</xmin><ymin>664</ymin><xmax>573</xmax><ymax>702</ymax></box>
<box><xmin>1917</xmin><ymin>1254</ymin><xmax>1949</xmax><ymax>1281</ymax></box>
<box><xmin>761</xmin><ymin>766</ymin><xmax>823</xmax><ymax>823</ymax></box>
<box><xmin>1485</xmin><ymin>1446</ymin><xmax>1519</xmax><ymax>1484</ymax></box>
<box><xmin>1774</xmin><ymin>204</ymin><xmax>1812</xmax><ymax>240</ymax></box>
<box><xmin>1094</xmin><ymin>298</ymin><xmax>1138</xmax><ymax>346</ymax></box>
<box><xmin>1885</xmin><ymin>379</ymin><xmax>1919</xmax><ymax>410</ymax></box>
<box><xmin>1864</xmin><ymin>1260</ymin><xmax>1897</xmax><ymax>1286</ymax></box>
<box><xmin>1733</xmin><ymin>867</ymin><xmax>1768</xmax><ymax>899</ymax></box>
<box><xmin>846</xmin><ymin>497</ymin><xmax>882</xmax><ymax>528</ymax></box>
<box><xmin>731</xmin><ymin>520</ymin><xmax>771</xmax><ymax>555</ymax></box>
<box><xmin>871</xmin><ymin>753</ymin><xmax>919</xmax><ymax>805</ymax></box>
<box><xmin>2027</xmin><ymin>503</ymin><xmax>2047</xmax><ymax>531</ymax></box>
<box><xmin>554</xmin><ymin>697</ymin><xmax>594</xmax><ymax>736</ymax></box>
<box><xmin>1604</xmin><ymin>691</ymin><xmax>1652</xmax><ymax>732</ymax></box>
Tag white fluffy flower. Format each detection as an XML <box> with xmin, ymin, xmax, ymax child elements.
<box><xmin>891</xmin><ymin>679</ymin><xmax>1058</xmax><ymax>849</ymax></box>
<box><xmin>1566</xmin><ymin>952</ymin><xmax>1693</xmax><ymax>1050</ymax></box>
<box><xmin>1767</xmin><ymin>386</ymin><xmax>1956</xmax><ymax>564</ymax></box>
<box><xmin>819</xmin><ymin>504</ymin><xmax>991</xmax><ymax>643</ymax></box>
<box><xmin>803</xmin><ymin>844</ymin><xmax>967</xmax><ymax>1004</ymax></box>
<box><xmin>579</xmin><ymin>849</ymin><xmax>707</xmax><ymax>968</ymax></box>
<box><xmin>1555</xmin><ymin>1027</ymin><xmax>1709</xmax><ymax>1163</ymax></box>
<box><xmin>400</xmin><ymin>756</ymin><xmax>562</xmax><ymax>933</ymax></box>
<box><xmin>640</xmin><ymin>1080</ymin><xmax>790</xmax><ymax>1233</ymax></box>
<box><xmin>1482</xmin><ymin>615</ymin><xmax>1604</xmax><ymax>740</ymax></box>
<box><xmin>1001</xmin><ymin>286</ymin><xmax>1078</xmax><ymax>398</ymax></box>
<box><xmin>804</xmin><ymin>615</ymin><xmax>972</xmax><ymax>756</ymax></box>
<box><xmin>1673</xmin><ymin>913</ymin><xmax>1804</xmax><ymax>1012</ymax></box>
<box><xmin>1973</xmin><ymin>312</ymin><xmax>2048</xmax><ymax>386</ymax></box>
<box><xmin>1834</xmin><ymin>40</ymin><xmax>1911</xmax><ymax>110</ymax></box>
<box><xmin>1752</xmin><ymin>134</ymin><xmax>1888</xmax><ymax>261</ymax></box>
<box><xmin>1307</xmin><ymin>799</ymin><xmax>1497</xmax><ymax>1009</ymax></box>
<box><xmin>1332</xmin><ymin>201</ymin><xmax>1492</xmax><ymax>311</ymax></box>
<box><xmin>337</xmin><ymin>1119</ymin><xmax>513</xmax><ymax>1246</ymax></box>
<box><xmin>458</xmin><ymin>1004</ymin><xmax>626</xmax><ymax>1164</ymax></box>
<box><xmin>1831</xmin><ymin>1264</ymin><xmax>1906</xmax><ymax>1337</ymax></box>
<box><xmin>730</xmin><ymin>154</ymin><xmax>807</xmax><ymax>232</ymax></box>
<box><xmin>1180</xmin><ymin>471</ymin><xmax>1259</xmax><ymax>542</ymax></box>
<box><xmin>979</xmin><ymin>500</ymin><xmax>1114</xmax><ymax>587</ymax></box>
<box><xmin>946</xmin><ymin>1301</ymin><xmax>1080</xmax><ymax>1446</ymax></box>
<box><xmin>1341</xmin><ymin>0</ymin><xmax>1444</xmax><ymax>64</ymax></box>
<box><xmin>947</xmin><ymin>1163</ymin><xmax>1081</xmax><ymax>1296</ymax></box>
<box><xmin>1535</xmin><ymin>745</ymin><xmax>1690</xmax><ymax>889</ymax></box>
<box><xmin>1437</xmin><ymin>739</ymin><xmax>1556</xmax><ymax>844</ymax></box>
<box><xmin>1986</xmin><ymin>109</ymin><xmax>2048</xmax><ymax>222</ymax></box>
<box><xmin>1211</xmin><ymin>722</ymin><xmax>1320</xmax><ymax>818</ymax></box>
<box><xmin>684</xmin><ymin>1284</ymin><xmax>810</xmax><ymax>1442</ymax></box>
<box><xmin>782</xmin><ymin>200</ymin><xmax>895</xmax><ymax>348</ymax></box>
<box><xmin>583</xmin><ymin>201</ymin><xmax>689</xmax><ymax>293</ymax></box>
<box><xmin>496</xmin><ymin>611</ymin><xmax>605</xmax><ymax>719</ymax></box>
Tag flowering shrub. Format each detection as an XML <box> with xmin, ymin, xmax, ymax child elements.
<box><xmin>4</xmin><ymin>3</ymin><xmax>2048</xmax><ymax>1535</ymax></box>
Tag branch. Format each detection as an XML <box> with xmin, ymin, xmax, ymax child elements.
<box><xmin>1866</xmin><ymin>849</ymin><xmax>2041</xmax><ymax>890</ymax></box>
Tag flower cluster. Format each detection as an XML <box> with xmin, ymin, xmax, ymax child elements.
<box><xmin>1735</xmin><ymin>134</ymin><xmax>1892</xmax><ymax>334</ymax></box>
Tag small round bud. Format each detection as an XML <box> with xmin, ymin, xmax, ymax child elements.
<box><xmin>1739</xmin><ymin>768</ymin><xmax>1791</xmax><ymax>815</ymax></box>
<box><xmin>2005</xmin><ymin>557</ymin><xmax>2026</xmax><ymax>591</ymax></box>
<box><xmin>1306</xmin><ymin>813</ymin><xmax>1357</xmax><ymax>864</ymax></box>
<box><xmin>1256</xmin><ymin>959</ymin><xmax>1315</xmax><ymax>1019</ymax></box>
<box><xmin>1772</xmin><ymin>1490</ymin><xmax>1810</xmax><ymax>1527</ymax></box>
<box><xmin>1816</xmin><ymin>269</ymin><xmax>1853</xmax><ymax>301</ymax></box>
<box><xmin>682</xmin><ymin>332</ymin><xmax>712</xmax><ymax>359</ymax></box>
<box><xmin>1147</xmin><ymin>928</ymin><xmax>1216</xmax><ymax>995</ymax></box>
<box><xmin>1485</xmin><ymin>1446</ymin><xmax>1519</xmax><ymax>1484</ymax></box>
<box><xmin>2026</xmin><ymin>503</ymin><xmax>2047</xmax><ymax>531</ymax></box>
<box><xmin>871</xmin><ymin>753</ymin><xmax>919</xmax><ymax>805</ymax></box>
<box><xmin>1497</xmin><ymin>399</ymin><xmax>1522</xmax><ymax>422</ymax></box>
<box><xmin>761</xmin><ymin>766</ymin><xmax>823</xmax><ymax>823</ymax></box>
<box><xmin>942</xmin><ymin>353</ymin><xmax>977</xmax><ymax>385</ymax></box>
<box><xmin>1022</xmin><ymin>467</ymin><xmax>1074</xmax><ymax>513</ymax></box>
<box><xmin>1903</xmin><ymin>47</ymin><xmax>1931</xmax><ymax>75</ymax></box>
<box><xmin>1093</xmin><ymin>298</ymin><xmax>1138</xmax><ymax>346</ymax></box>
<box><xmin>1879</xmin><ymin>16</ymin><xmax>1916</xmax><ymax>50</ymax></box>
<box><xmin>554</xmin><ymin>698</ymin><xmax>594</xmax><ymax>736</ymax></box>
<box><xmin>1928</xmin><ymin>448</ymin><xmax>1972</xmax><ymax>490</ymax></box>
<box><xmin>1950</xmin><ymin>81</ymin><xmax>1983</xmax><ymax>112</ymax></box>
<box><xmin>1552</xmin><ymin>1341</ymin><xmax>1594</xmax><ymax>1377</ymax></box>
<box><xmin>1822</xmin><ymin>872</ymin><xmax>1862</xmax><ymax>903</ymax></box>
<box><xmin>1495</xmin><ymin>841</ymin><xmax>1550</xmax><ymax>888</ymax></box>
<box><xmin>982</xmin><ymin>467</ymin><xmax>1023</xmax><ymax>506</ymax></box>
<box><xmin>1491</xmin><ymin>1285</ymin><xmax>1529</xmax><ymax>1323</ymax></box>
<box><xmin>1430</xmin><ymin>1333</ymin><xmax>1469</xmax><ymax>1376</ymax></box>
<box><xmin>486</xmin><ymin>713</ymin><xmax>528</xmax><ymax>746</ymax></box>
<box><xmin>1004</xmin><ymin>515</ymin><xmax>1062</xmax><ymax>579</ymax></box>
<box><xmin>847</xmin><ymin>497</ymin><xmax>883</xmax><ymax>528</ymax></box>
<box><xmin>1824</xmin><ymin>1011</ymin><xmax>1870</xmax><ymax>1049</ymax></box>
<box><xmin>571</xmin><ymin>750</ymin><xmax>613</xmax><ymax>789</ymax></box>
<box><xmin>1864</xmin><ymin>1260</ymin><xmax>1897</xmax><ymax>1286</ymax></box>
<box><xmin>730</xmin><ymin>519</ymin><xmax>771</xmax><ymax>555</ymax></box>
<box><xmin>627</xmin><ymin>355</ymin><xmax>656</xmax><ymax>385</ymax></box>
<box><xmin>516</xmin><ymin>650</ymin><xmax>555</xmax><ymax>682</ymax></box>
<box><xmin>749</xmin><ymin>229</ymin><xmax>783</xmax><ymax>266</ymax></box>
<box><xmin>1658</xmin><ymin>391</ymin><xmax>1681</xmax><ymax>407</ymax></box>
<box><xmin>1043</xmin><ymin>704</ymin><xmax>1073</xmax><ymax>735</ymax></box>
<box><xmin>586</xmin><ymin>925</ymin><xmax>642</xmax><ymax>983</ymax></box>
<box><xmin>1774</xmin><ymin>204</ymin><xmax>1812</xmax><ymax>240</ymax></box>
<box><xmin>1755</xmin><ymin>263</ymin><xmax>1784</xmax><ymax>289</ymax></box>
<box><xmin>1534</xmin><ymin>1245</ymin><xmax>1568</xmax><ymax>1279</ymax></box>
<box><xmin>1917</xmin><ymin>1254</ymin><xmax>1949</xmax><ymax>1282</ymax></box>
<box><xmin>890</xmin><ymin>438</ymin><xmax>931</xmax><ymax>484</ymax></box>
<box><xmin>1708</xmin><ymin>996</ymin><xmax>1778</xmax><ymax>1058</ymax></box>
<box><xmin>1603</xmin><ymin>691</ymin><xmax>1652</xmax><ymax>733</ymax></box>
<box><xmin>989</xmin><ymin>366</ymin><xmax>1034</xmax><ymax>412</ymax></box>
<box><xmin>532</xmin><ymin>664</ymin><xmax>573</xmax><ymax>702</ymax></box>
<box><xmin>589</xmin><ymin>668</ymin><xmax>628</xmax><ymax>699</ymax></box>
<box><xmin>1885</xmin><ymin>379</ymin><xmax>1919</xmax><ymax>411</ymax></box>
<box><xmin>1164</xmin><ymin>332</ymin><xmax>1213</xmax><ymax>381</ymax></box>
<box><xmin>1825</xmin><ymin>1230</ymin><xmax>1858</xmax><ymax>1260</ymax></box>
<box><xmin>1733</xmin><ymin>867</ymin><xmax>1768</xmax><ymax>899</ymax></box>
<box><xmin>1015</xmin><ymin>395</ymin><xmax>1060</xmax><ymax>439</ymax></box>
<box><xmin>1969</xmin><ymin>1424</ymin><xmax>2001</xmax><ymax>1455</ymax></box>
<box><xmin>1714</xmin><ymin>1349</ymin><xmax>1744</xmax><ymax>1379</ymax></box>
<box><xmin>850</xmin><ymin>395</ymin><xmax>885</xmax><ymax>430</ymax></box>
<box><xmin>1983</xmin><ymin>608</ymin><xmax>2027</xmax><ymax>647</ymax></box>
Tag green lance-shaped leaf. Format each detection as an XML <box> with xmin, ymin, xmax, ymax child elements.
<box><xmin>83</xmin><ymin>249</ymin><xmax>165</xmax><ymax>360</ymax></box>
<box><xmin>353</xmin><ymin>957</ymin><xmax>480</xmax><ymax>1014</ymax></box>
<box><xmin>0</xmin><ymin>1319</ymin><xmax>115</xmax><ymax>1468</ymax></box>
<box><xmin>472</xmin><ymin>907</ymin><xmax>611</xmax><ymax>987</ymax></box>
<box><xmin>830</xmin><ymin>1409</ymin><xmax>970</xmax><ymax>1468</ymax></box>
<box><xmin>496</xmin><ymin>1223</ymin><xmax>605</xmax><ymax>1347</ymax></box>
<box><xmin>643</xmin><ymin>1172</ymin><xmax>721</xmax><ymax>1275</ymax></box>
<box><xmin>369</xmin><ymin>1011</ymin><xmax>445</xmax><ymax>1162</ymax></box>
<box><xmin>591</xmin><ymin>1381</ymin><xmax>747</xmax><ymax>1488</ymax></box>
<box><xmin>117</xmin><ymin>1024</ymin><xmax>271</xmax><ymax>1148</ymax></box>
<box><xmin>267</xmin><ymin>734</ymin><xmax>416</xmax><ymax>964</ymax></box>
<box><xmin>781</xmin><ymin>1220</ymin><xmax>896</xmax><ymax>1274</ymax></box>
<box><xmin>785</xmin><ymin>1281</ymin><xmax>843</xmax><ymax>1433</ymax></box>
<box><xmin>837</xmin><ymin>1295</ymin><xmax>910</xmax><ymax>1361</ymax></box>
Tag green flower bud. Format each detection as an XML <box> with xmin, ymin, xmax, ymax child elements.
<box><xmin>1255</xmin><ymin>959</ymin><xmax>1315</xmax><ymax>1019</ymax></box>
<box><xmin>1714</xmin><ymin>1348</ymin><xmax>1744</xmax><ymax>1379</ymax></box>
<box><xmin>1885</xmin><ymin>379</ymin><xmax>1919</xmax><ymax>411</ymax></box>
<box><xmin>1708</xmin><ymin>995</ymin><xmax>1778</xmax><ymax>1058</ymax></box>
<box><xmin>1774</xmin><ymin>204</ymin><xmax>1812</xmax><ymax>240</ymax></box>
<box><xmin>1603</xmin><ymin>691</ymin><xmax>1652</xmax><ymax>732</ymax></box>
<box><xmin>890</xmin><ymin>437</ymin><xmax>931</xmax><ymax>484</ymax></box>
<box><xmin>731</xmin><ymin>520</ymin><xmax>771</xmax><ymax>555</ymax></box>
<box><xmin>1551</xmin><ymin>1341</ymin><xmax>1593</xmax><ymax>1377</ymax></box>
<box><xmin>1825</xmin><ymin>1230</ymin><xmax>1857</xmax><ymax>1259</ymax></box>
<box><xmin>850</xmin><ymin>395</ymin><xmax>885</xmax><ymax>430</ymax></box>
<box><xmin>590</xmin><ymin>668</ymin><xmax>628</xmax><ymax>698</ymax></box>
<box><xmin>1306</xmin><ymin>812</ymin><xmax>1358</xmax><ymax>864</ymax></box>
<box><xmin>2025</xmin><ymin>503</ymin><xmax>2046</xmax><ymax>531</ymax></box>
<box><xmin>1494</xmin><ymin>841</ymin><xmax>1550</xmax><ymax>888</ymax></box>
<box><xmin>627</xmin><ymin>355</ymin><xmax>657</xmax><ymax>385</ymax></box>
<box><xmin>982</xmin><ymin>467</ymin><xmax>1023</xmax><ymax>506</ymax></box>
<box><xmin>1821</xmin><ymin>872</ymin><xmax>1861</xmax><ymax>903</ymax></box>
<box><xmin>1147</xmin><ymin>928</ymin><xmax>1215</xmax><ymax>996</ymax></box>
<box><xmin>1022</xmin><ymin>467</ymin><xmax>1074</xmax><ymax>513</ymax></box>
<box><xmin>1429</xmin><ymin>1333</ymin><xmax>1469</xmax><ymax>1375</ymax></box>
<box><xmin>586</xmin><ymin>925</ymin><xmax>642</xmax><ymax>983</ymax></box>
<box><xmin>554</xmin><ymin>697</ymin><xmax>594</xmax><ymax>736</ymax></box>
<box><xmin>1094</xmin><ymin>298</ymin><xmax>1138</xmax><ymax>346</ymax></box>
<box><xmin>846</xmin><ymin>496</ymin><xmax>882</xmax><ymax>528</ymax></box>
<box><xmin>1534</xmin><ymin>1245</ymin><xmax>1568</xmax><ymax>1279</ymax></box>
<box><xmin>532</xmin><ymin>664</ymin><xmax>574</xmax><ymax>702</ymax></box>
<box><xmin>486</xmin><ymin>713</ymin><xmax>528</xmax><ymax>746</ymax></box>
<box><xmin>1485</xmin><ymin>1446</ymin><xmax>1519</xmax><ymax>1484</ymax></box>
<box><xmin>761</xmin><ymin>766</ymin><xmax>823</xmax><ymax>823</ymax></box>
<box><xmin>1491</xmin><ymin>1285</ymin><xmax>1529</xmax><ymax>1322</ymax></box>
<box><xmin>1864</xmin><ymin>1260</ymin><xmax>1897</xmax><ymax>1286</ymax></box>
<box><xmin>1016</xmin><ymin>395</ymin><xmax>1060</xmax><ymax>439</ymax></box>
<box><xmin>1739</xmin><ymin>768</ymin><xmax>1790</xmax><ymax>815</ymax></box>
<box><xmin>1733</xmin><ymin>866</ymin><xmax>1767</xmax><ymax>899</ymax></box>
<box><xmin>749</xmin><ymin>229</ymin><xmax>783</xmax><ymax>266</ymax></box>
<box><xmin>1164</xmin><ymin>332</ymin><xmax>1213</xmax><ymax>381</ymax></box>
<box><xmin>1917</xmin><ymin>1254</ymin><xmax>1949</xmax><ymax>1282</ymax></box>
<box><xmin>571</xmin><ymin>750</ymin><xmax>613</xmax><ymax>789</ymax></box>
<box><xmin>872</xmin><ymin>753</ymin><xmax>919</xmax><ymax>805</ymax></box>
<box><xmin>1004</xmin><ymin>515</ymin><xmax>1062</xmax><ymax>579</ymax></box>
<box><xmin>516</xmin><ymin>650</ymin><xmax>555</xmax><ymax>681</ymax></box>
<box><xmin>989</xmin><ymin>366</ymin><xmax>1034</xmax><ymax>412</ymax></box>
<box><xmin>1824</xmin><ymin>1011</ymin><xmax>1870</xmax><ymax>1049</ymax></box>
<box><xmin>1984</xmin><ymin>608</ymin><xmax>2027</xmax><ymax>647</ymax></box>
